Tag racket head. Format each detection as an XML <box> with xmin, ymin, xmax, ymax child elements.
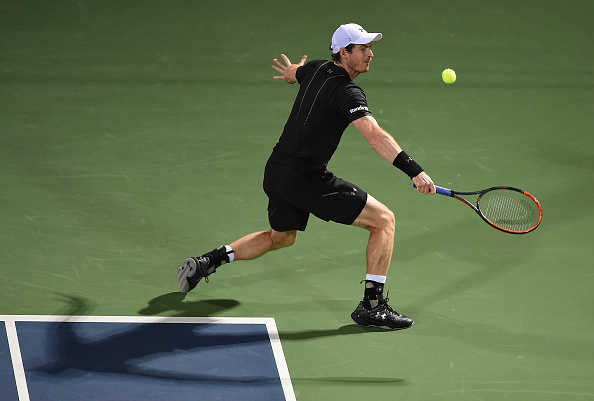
<box><xmin>476</xmin><ymin>187</ymin><xmax>542</xmax><ymax>234</ymax></box>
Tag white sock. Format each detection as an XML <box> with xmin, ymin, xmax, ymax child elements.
<box><xmin>365</xmin><ymin>274</ymin><xmax>386</xmax><ymax>284</ymax></box>
<box><xmin>224</xmin><ymin>245</ymin><xmax>235</xmax><ymax>263</ymax></box>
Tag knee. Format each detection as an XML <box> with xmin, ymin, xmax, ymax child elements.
<box><xmin>271</xmin><ymin>230</ymin><xmax>297</xmax><ymax>250</ymax></box>
<box><xmin>278</xmin><ymin>234</ymin><xmax>297</xmax><ymax>248</ymax></box>
<box><xmin>371</xmin><ymin>206</ymin><xmax>395</xmax><ymax>235</ymax></box>
<box><xmin>355</xmin><ymin>198</ymin><xmax>396</xmax><ymax>235</ymax></box>
<box><xmin>382</xmin><ymin>208</ymin><xmax>396</xmax><ymax>232</ymax></box>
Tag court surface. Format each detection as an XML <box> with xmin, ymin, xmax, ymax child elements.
<box><xmin>1</xmin><ymin>315</ymin><xmax>294</xmax><ymax>401</ymax></box>
<box><xmin>1</xmin><ymin>1</ymin><xmax>592</xmax><ymax>400</ymax></box>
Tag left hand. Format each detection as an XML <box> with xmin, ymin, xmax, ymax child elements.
<box><xmin>272</xmin><ymin>54</ymin><xmax>307</xmax><ymax>83</ymax></box>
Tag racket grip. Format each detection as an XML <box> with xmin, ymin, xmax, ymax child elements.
<box><xmin>412</xmin><ymin>184</ymin><xmax>452</xmax><ymax>196</ymax></box>
<box><xmin>435</xmin><ymin>186</ymin><xmax>452</xmax><ymax>196</ymax></box>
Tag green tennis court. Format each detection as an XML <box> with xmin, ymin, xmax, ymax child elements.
<box><xmin>1</xmin><ymin>1</ymin><xmax>592</xmax><ymax>399</ymax></box>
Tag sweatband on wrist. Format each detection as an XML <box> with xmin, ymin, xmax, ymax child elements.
<box><xmin>392</xmin><ymin>151</ymin><xmax>424</xmax><ymax>179</ymax></box>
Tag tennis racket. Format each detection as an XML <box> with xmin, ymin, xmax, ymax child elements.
<box><xmin>415</xmin><ymin>184</ymin><xmax>542</xmax><ymax>234</ymax></box>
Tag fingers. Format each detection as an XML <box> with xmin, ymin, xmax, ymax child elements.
<box><xmin>271</xmin><ymin>54</ymin><xmax>306</xmax><ymax>83</ymax></box>
<box><xmin>416</xmin><ymin>184</ymin><xmax>430</xmax><ymax>194</ymax></box>
<box><xmin>272</xmin><ymin>54</ymin><xmax>307</xmax><ymax>70</ymax></box>
<box><xmin>271</xmin><ymin>55</ymin><xmax>290</xmax><ymax>79</ymax></box>
<box><xmin>271</xmin><ymin>58</ymin><xmax>286</xmax><ymax>81</ymax></box>
<box><xmin>412</xmin><ymin>172</ymin><xmax>436</xmax><ymax>195</ymax></box>
<box><xmin>280</xmin><ymin>53</ymin><xmax>291</xmax><ymax>66</ymax></box>
<box><xmin>417</xmin><ymin>179</ymin><xmax>435</xmax><ymax>195</ymax></box>
<box><xmin>271</xmin><ymin>54</ymin><xmax>291</xmax><ymax>70</ymax></box>
<box><xmin>271</xmin><ymin>63</ymin><xmax>283</xmax><ymax>73</ymax></box>
<box><xmin>420</xmin><ymin>183</ymin><xmax>436</xmax><ymax>194</ymax></box>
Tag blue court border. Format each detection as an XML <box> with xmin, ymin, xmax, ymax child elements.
<box><xmin>0</xmin><ymin>315</ymin><xmax>295</xmax><ymax>401</ymax></box>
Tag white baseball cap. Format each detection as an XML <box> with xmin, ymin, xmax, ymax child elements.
<box><xmin>330</xmin><ymin>23</ymin><xmax>382</xmax><ymax>54</ymax></box>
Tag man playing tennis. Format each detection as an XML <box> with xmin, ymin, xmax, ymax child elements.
<box><xmin>178</xmin><ymin>23</ymin><xmax>436</xmax><ymax>330</ymax></box>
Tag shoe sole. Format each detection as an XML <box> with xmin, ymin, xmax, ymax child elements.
<box><xmin>351</xmin><ymin>312</ymin><xmax>414</xmax><ymax>331</ymax></box>
<box><xmin>177</xmin><ymin>258</ymin><xmax>197</xmax><ymax>294</ymax></box>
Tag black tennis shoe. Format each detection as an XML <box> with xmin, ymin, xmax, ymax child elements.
<box><xmin>178</xmin><ymin>246</ymin><xmax>230</xmax><ymax>294</ymax></box>
<box><xmin>351</xmin><ymin>299</ymin><xmax>414</xmax><ymax>330</ymax></box>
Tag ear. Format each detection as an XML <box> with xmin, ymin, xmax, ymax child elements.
<box><xmin>339</xmin><ymin>47</ymin><xmax>349</xmax><ymax>60</ymax></box>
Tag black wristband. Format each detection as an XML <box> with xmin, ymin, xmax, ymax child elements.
<box><xmin>392</xmin><ymin>151</ymin><xmax>424</xmax><ymax>179</ymax></box>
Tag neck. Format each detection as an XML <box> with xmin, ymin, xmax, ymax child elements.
<box><xmin>334</xmin><ymin>61</ymin><xmax>359</xmax><ymax>80</ymax></box>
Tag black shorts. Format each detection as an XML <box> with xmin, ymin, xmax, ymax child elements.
<box><xmin>263</xmin><ymin>165</ymin><xmax>368</xmax><ymax>232</ymax></box>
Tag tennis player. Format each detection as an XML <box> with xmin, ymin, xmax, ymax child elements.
<box><xmin>178</xmin><ymin>23</ymin><xmax>436</xmax><ymax>330</ymax></box>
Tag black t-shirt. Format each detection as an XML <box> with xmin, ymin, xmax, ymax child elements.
<box><xmin>267</xmin><ymin>60</ymin><xmax>373</xmax><ymax>175</ymax></box>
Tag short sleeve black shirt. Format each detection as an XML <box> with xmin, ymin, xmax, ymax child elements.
<box><xmin>267</xmin><ymin>60</ymin><xmax>372</xmax><ymax>175</ymax></box>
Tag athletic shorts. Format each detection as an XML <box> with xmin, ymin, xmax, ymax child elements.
<box><xmin>263</xmin><ymin>165</ymin><xmax>368</xmax><ymax>232</ymax></box>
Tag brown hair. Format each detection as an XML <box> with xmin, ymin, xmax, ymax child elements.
<box><xmin>329</xmin><ymin>43</ymin><xmax>355</xmax><ymax>62</ymax></box>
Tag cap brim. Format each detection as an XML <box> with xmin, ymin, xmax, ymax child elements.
<box><xmin>352</xmin><ymin>33</ymin><xmax>382</xmax><ymax>44</ymax></box>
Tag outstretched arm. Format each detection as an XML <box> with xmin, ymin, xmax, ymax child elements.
<box><xmin>353</xmin><ymin>115</ymin><xmax>436</xmax><ymax>194</ymax></box>
<box><xmin>271</xmin><ymin>54</ymin><xmax>307</xmax><ymax>84</ymax></box>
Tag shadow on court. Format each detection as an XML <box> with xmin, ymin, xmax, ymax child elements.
<box><xmin>137</xmin><ymin>291</ymin><xmax>240</xmax><ymax>317</ymax></box>
<box><xmin>136</xmin><ymin>293</ymin><xmax>408</xmax><ymax>386</ymax></box>
<box><xmin>31</xmin><ymin>294</ymin><xmax>277</xmax><ymax>384</ymax></box>
<box><xmin>139</xmin><ymin>292</ymin><xmax>386</xmax><ymax>341</ymax></box>
<box><xmin>29</xmin><ymin>294</ymin><xmax>405</xmax><ymax>389</ymax></box>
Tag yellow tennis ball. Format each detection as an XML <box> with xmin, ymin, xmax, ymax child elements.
<box><xmin>442</xmin><ymin>68</ymin><xmax>456</xmax><ymax>84</ymax></box>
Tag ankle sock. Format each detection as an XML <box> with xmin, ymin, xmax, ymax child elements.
<box><xmin>224</xmin><ymin>245</ymin><xmax>235</xmax><ymax>263</ymax></box>
<box><xmin>363</xmin><ymin>276</ymin><xmax>386</xmax><ymax>309</ymax></box>
<box><xmin>207</xmin><ymin>246</ymin><xmax>235</xmax><ymax>268</ymax></box>
<box><xmin>365</xmin><ymin>274</ymin><xmax>386</xmax><ymax>284</ymax></box>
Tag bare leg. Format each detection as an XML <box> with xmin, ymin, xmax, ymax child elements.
<box><xmin>349</xmin><ymin>195</ymin><xmax>414</xmax><ymax>329</ymax></box>
<box><xmin>230</xmin><ymin>229</ymin><xmax>298</xmax><ymax>260</ymax></box>
<box><xmin>351</xmin><ymin>195</ymin><xmax>396</xmax><ymax>276</ymax></box>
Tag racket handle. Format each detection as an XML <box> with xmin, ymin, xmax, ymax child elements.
<box><xmin>412</xmin><ymin>184</ymin><xmax>452</xmax><ymax>196</ymax></box>
<box><xmin>436</xmin><ymin>186</ymin><xmax>452</xmax><ymax>196</ymax></box>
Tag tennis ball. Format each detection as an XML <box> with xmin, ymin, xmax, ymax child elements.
<box><xmin>442</xmin><ymin>68</ymin><xmax>456</xmax><ymax>84</ymax></box>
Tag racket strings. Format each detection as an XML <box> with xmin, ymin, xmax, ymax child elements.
<box><xmin>479</xmin><ymin>190</ymin><xmax>540</xmax><ymax>232</ymax></box>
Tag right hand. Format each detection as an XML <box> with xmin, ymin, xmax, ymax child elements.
<box><xmin>412</xmin><ymin>172</ymin><xmax>436</xmax><ymax>194</ymax></box>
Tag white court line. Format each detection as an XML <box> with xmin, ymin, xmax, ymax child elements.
<box><xmin>4</xmin><ymin>318</ymin><xmax>30</xmax><ymax>401</ymax></box>
<box><xmin>0</xmin><ymin>315</ymin><xmax>296</xmax><ymax>401</ymax></box>
<box><xmin>266</xmin><ymin>319</ymin><xmax>296</xmax><ymax>401</ymax></box>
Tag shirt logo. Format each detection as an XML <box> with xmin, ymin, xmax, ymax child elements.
<box><xmin>349</xmin><ymin>105</ymin><xmax>369</xmax><ymax>114</ymax></box>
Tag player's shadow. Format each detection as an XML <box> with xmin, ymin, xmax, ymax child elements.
<box><xmin>138</xmin><ymin>291</ymin><xmax>400</xmax><ymax>338</ymax></box>
<box><xmin>279</xmin><ymin>324</ymin><xmax>386</xmax><ymax>340</ymax></box>
<box><xmin>140</xmin><ymin>293</ymin><xmax>393</xmax><ymax>340</ymax></box>
<box><xmin>33</xmin><ymin>294</ymin><xmax>279</xmax><ymax>384</ymax></box>
<box><xmin>33</xmin><ymin>294</ymin><xmax>406</xmax><ymax>387</ymax></box>
<box><xmin>137</xmin><ymin>291</ymin><xmax>240</xmax><ymax>317</ymax></box>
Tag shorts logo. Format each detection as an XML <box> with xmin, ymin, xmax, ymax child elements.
<box><xmin>349</xmin><ymin>105</ymin><xmax>369</xmax><ymax>114</ymax></box>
